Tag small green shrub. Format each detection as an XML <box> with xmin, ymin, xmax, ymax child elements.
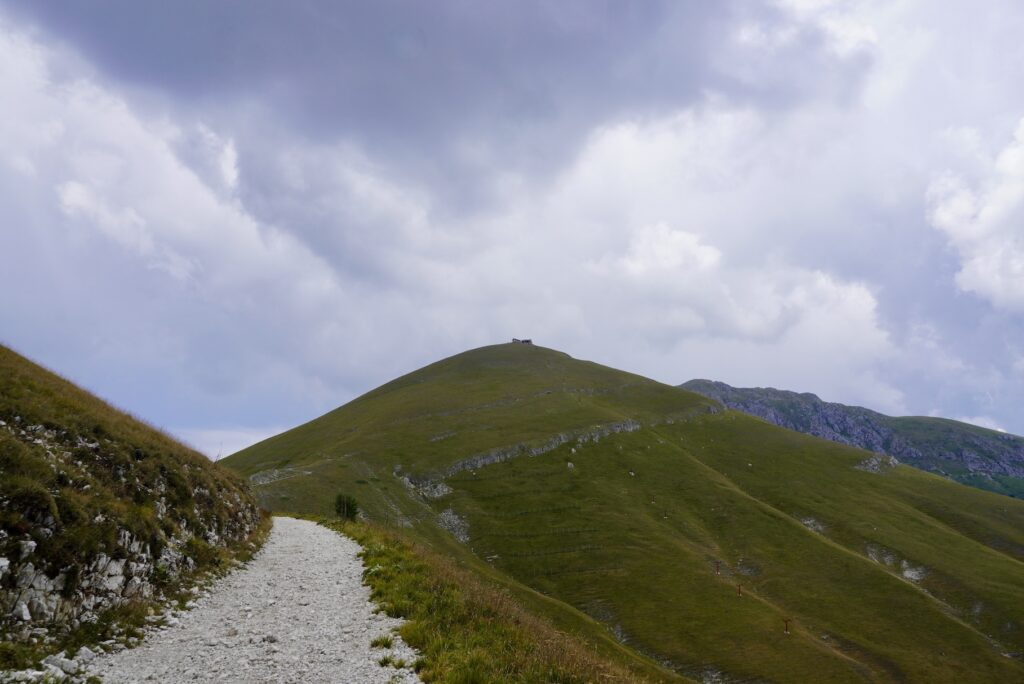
<box><xmin>334</xmin><ymin>493</ymin><xmax>359</xmax><ymax>520</ymax></box>
<box><xmin>0</xmin><ymin>642</ymin><xmax>39</xmax><ymax>670</ymax></box>
<box><xmin>61</xmin><ymin>564</ymin><xmax>81</xmax><ymax>598</ymax></box>
<box><xmin>151</xmin><ymin>564</ymin><xmax>172</xmax><ymax>589</ymax></box>
<box><xmin>184</xmin><ymin>537</ymin><xmax>222</xmax><ymax>567</ymax></box>
<box><xmin>56</xmin><ymin>491</ymin><xmax>87</xmax><ymax>526</ymax></box>
<box><xmin>4</xmin><ymin>476</ymin><xmax>58</xmax><ymax>522</ymax></box>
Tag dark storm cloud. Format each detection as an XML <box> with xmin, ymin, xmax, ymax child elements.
<box><xmin>1</xmin><ymin>0</ymin><xmax>867</xmax><ymax>205</ymax></box>
<box><xmin>4</xmin><ymin>2</ymin><xmax>713</xmax><ymax>137</ymax></box>
<box><xmin>3</xmin><ymin>0</ymin><xmax>1023</xmax><ymax>456</ymax></box>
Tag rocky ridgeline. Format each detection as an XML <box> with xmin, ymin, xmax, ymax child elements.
<box><xmin>681</xmin><ymin>379</ymin><xmax>1024</xmax><ymax>495</ymax></box>
<box><xmin>440</xmin><ymin>418</ymin><xmax>643</xmax><ymax>480</ymax></box>
<box><xmin>387</xmin><ymin>419</ymin><xmax>645</xmax><ymax>544</ymax></box>
<box><xmin>395</xmin><ymin>419</ymin><xmax>644</xmax><ymax>501</ymax></box>
<box><xmin>0</xmin><ymin>416</ymin><xmax>262</xmax><ymax>650</ymax></box>
<box><xmin>410</xmin><ymin>404</ymin><xmax>718</xmax><ymax>490</ymax></box>
<box><xmin>391</xmin><ymin>408</ymin><xmax>722</xmax><ymax>544</ymax></box>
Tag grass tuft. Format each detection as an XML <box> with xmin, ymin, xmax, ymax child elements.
<box><xmin>370</xmin><ymin>634</ymin><xmax>394</xmax><ymax>649</ymax></box>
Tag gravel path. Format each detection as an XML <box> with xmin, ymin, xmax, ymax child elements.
<box><xmin>86</xmin><ymin>517</ymin><xmax>420</xmax><ymax>683</ymax></box>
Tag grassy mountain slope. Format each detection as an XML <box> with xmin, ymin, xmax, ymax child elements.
<box><xmin>0</xmin><ymin>344</ymin><xmax>263</xmax><ymax>661</ymax></box>
<box><xmin>225</xmin><ymin>344</ymin><xmax>1024</xmax><ymax>682</ymax></box>
<box><xmin>681</xmin><ymin>379</ymin><xmax>1024</xmax><ymax>498</ymax></box>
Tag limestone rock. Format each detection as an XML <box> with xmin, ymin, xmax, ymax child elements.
<box><xmin>12</xmin><ymin>601</ymin><xmax>31</xmax><ymax>621</ymax></box>
<box><xmin>43</xmin><ymin>653</ymin><xmax>79</xmax><ymax>675</ymax></box>
<box><xmin>16</xmin><ymin>562</ymin><xmax>36</xmax><ymax>588</ymax></box>
<box><xmin>17</xmin><ymin>540</ymin><xmax>37</xmax><ymax>560</ymax></box>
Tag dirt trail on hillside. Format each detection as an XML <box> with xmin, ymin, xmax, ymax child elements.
<box><xmin>86</xmin><ymin>517</ymin><xmax>420</xmax><ymax>683</ymax></box>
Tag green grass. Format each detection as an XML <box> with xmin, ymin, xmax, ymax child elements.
<box><xmin>226</xmin><ymin>343</ymin><xmax>1024</xmax><ymax>682</ymax></box>
<box><xmin>371</xmin><ymin>634</ymin><xmax>395</xmax><ymax>649</ymax></box>
<box><xmin>322</xmin><ymin>518</ymin><xmax>652</xmax><ymax>683</ymax></box>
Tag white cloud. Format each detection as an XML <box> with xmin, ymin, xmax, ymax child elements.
<box><xmin>928</xmin><ymin>118</ymin><xmax>1024</xmax><ymax>310</ymax></box>
<box><xmin>734</xmin><ymin>22</ymin><xmax>799</xmax><ymax>52</ymax></box>
<box><xmin>773</xmin><ymin>0</ymin><xmax>880</xmax><ymax>56</ymax></box>
<box><xmin>181</xmin><ymin>123</ymin><xmax>240</xmax><ymax>193</ymax></box>
<box><xmin>231</xmin><ymin>95</ymin><xmax>905</xmax><ymax>418</ymax></box>
<box><xmin>600</xmin><ymin>223</ymin><xmax>721</xmax><ymax>278</ymax></box>
<box><xmin>57</xmin><ymin>180</ymin><xmax>199</xmax><ymax>281</ymax></box>
<box><xmin>453</xmin><ymin>102</ymin><xmax>903</xmax><ymax>410</ymax></box>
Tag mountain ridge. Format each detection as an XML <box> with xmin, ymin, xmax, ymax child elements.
<box><xmin>681</xmin><ymin>378</ymin><xmax>1024</xmax><ymax>498</ymax></box>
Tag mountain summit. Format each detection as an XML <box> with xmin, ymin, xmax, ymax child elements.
<box><xmin>224</xmin><ymin>344</ymin><xmax>1024</xmax><ymax>682</ymax></box>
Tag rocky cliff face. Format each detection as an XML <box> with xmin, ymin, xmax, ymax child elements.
<box><xmin>1</xmin><ymin>420</ymin><xmax>261</xmax><ymax>642</ymax></box>
<box><xmin>680</xmin><ymin>379</ymin><xmax>1024</xmax><ymax>498</ymax></box>
<box><xmin>0</xmin><ymin>345</ymin><xmax>263</xmax><ymax>654</ymax></box>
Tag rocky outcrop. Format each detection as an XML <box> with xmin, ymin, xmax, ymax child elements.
<box><xmin>855</xmin><ymin>453</ymin><xmax>900</xmax><ymax>474</ymax></box>
<box><xmin>440</xmin><ymin>419</ymin><xmax>642</xmax><ymax>480</ymax></box>
<box><xmin>5</xmin><ymin>540</ymin><xmax>155</xmax><ymax>634</ymax></box>
<box><xmin>397</xmin><ymin>419</ymin><xmax>644</xmax><ymax>501</ymax></box>
<box><xmin>681</xmin><ymin>379</ymin><xmax>1024</xmax><ymax>496</ymax></box>
<box><xmin>249</xmin><ymin>466</ymin><xmax>312</xmax><ymax>486</ymax></box>
<box><xmin>394</xmin><ymin>419</ymin><xmax>647</xmax><ymax>543</ymax></box>
<box><xmin>0</xmin><ymin>416</ymin><xmax>262</xmax><ymax>645</ymax></box>
<box><xmin>437</xmin><ymin>509</ymin><xmax>469</xmax><ymax>543</ymax></box>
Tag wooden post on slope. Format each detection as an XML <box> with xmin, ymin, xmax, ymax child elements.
<box><xmin>737</xmin><ymin>583</ymin><xmax>743</xmax><ymax>596</ymax></box>
<box><xmin>784</xmin><ymin>619</ymin><xmax>791</xmax><ymax>635</ymax></box>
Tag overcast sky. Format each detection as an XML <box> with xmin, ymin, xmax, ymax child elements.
<box><xmin>2</xmin><ymin>0</ymin><xmax>1023</xmax><ymax>456</ymax></box>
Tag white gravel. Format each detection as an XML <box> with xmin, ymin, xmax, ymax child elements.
<box><xmin>85</xmin><ymin>517</ymin><xmax>421</xmax><ymax>683</ymax></box>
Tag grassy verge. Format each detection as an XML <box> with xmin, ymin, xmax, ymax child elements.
<box><xmin>319</xmin><ymin>517</ymin><xmax>645</xmax><ymax>683</ymax></box>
